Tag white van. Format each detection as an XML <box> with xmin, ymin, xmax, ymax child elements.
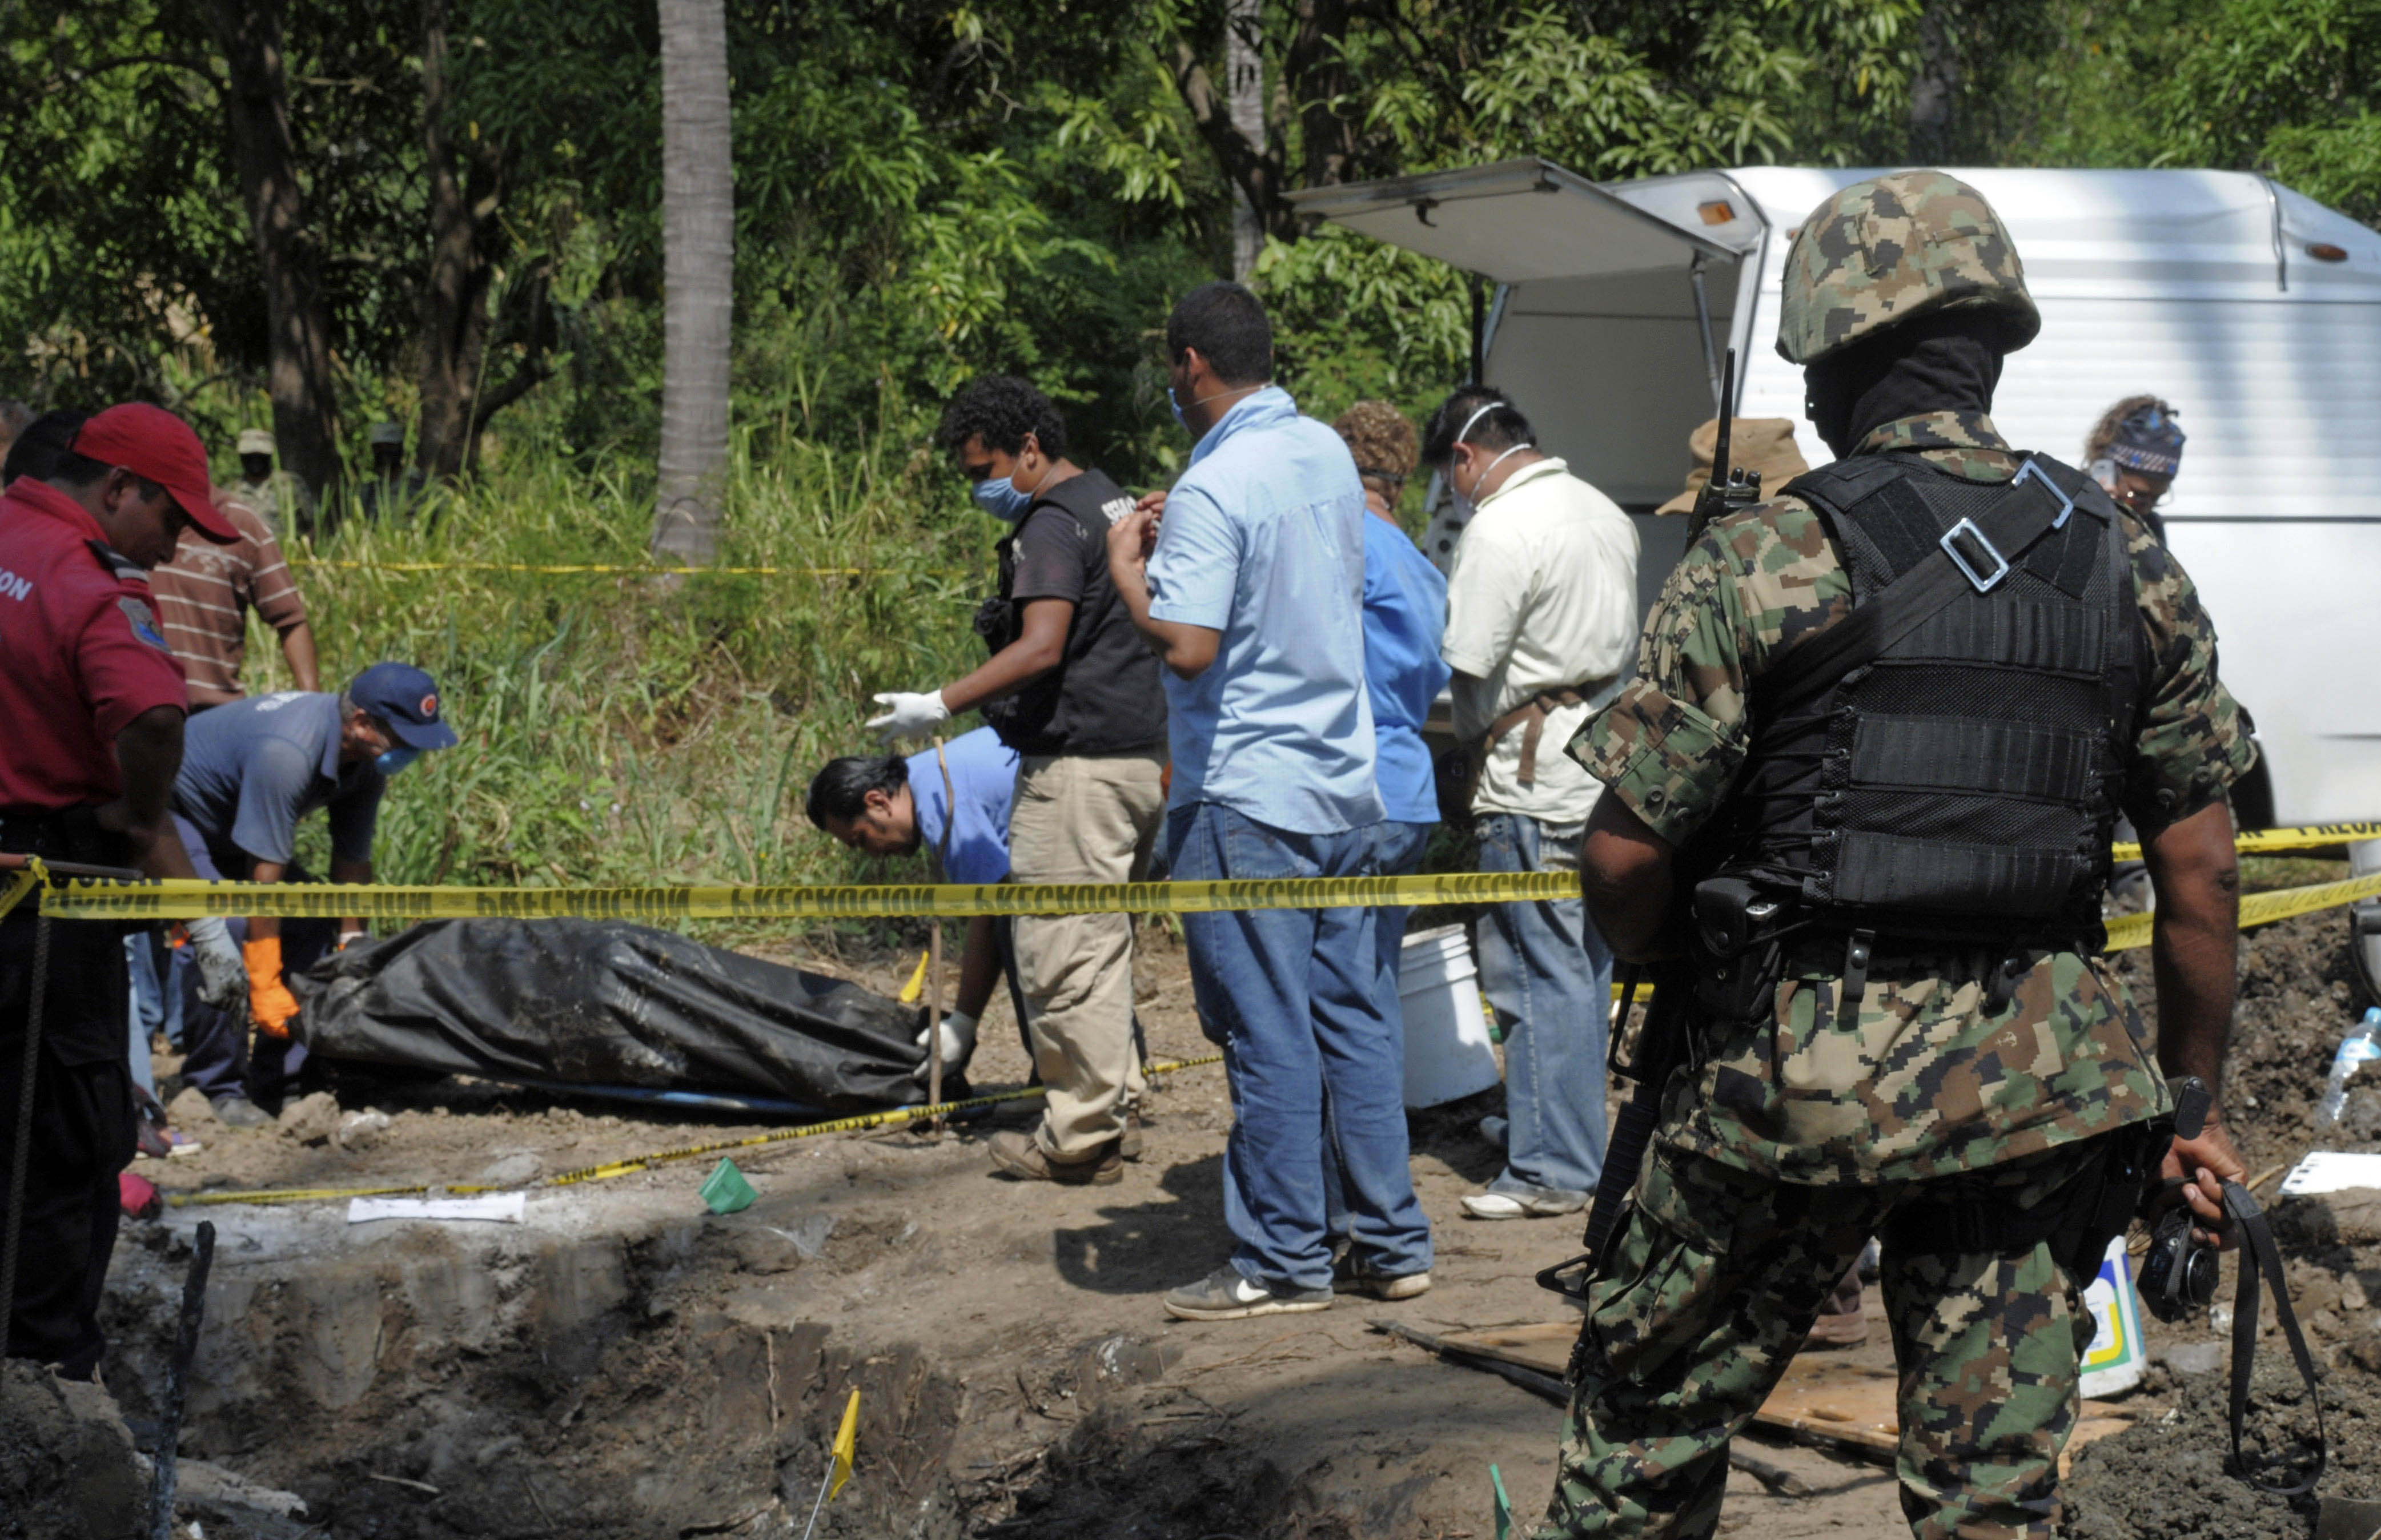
<box><xmin>1291</xmin><ymin>163</ymin><xmax>2381</xmax><ymax>977</ymax></box>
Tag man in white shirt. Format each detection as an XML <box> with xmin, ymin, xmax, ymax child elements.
<box><xmin>1427</xmin><ymin>386</ymin><xmax>1639</xmax><ymax>1219</ymax></box>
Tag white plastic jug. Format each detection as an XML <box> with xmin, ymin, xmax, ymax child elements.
<box><xmin>2078</xmin><ymin>1235</ymin><xmax>2149</xmax><ymax>1398</ymax></box>
<box><xmin>1398</xmin><ymin>924</ymin><xmax>1501</xmax><ymax>1108</ymax></box>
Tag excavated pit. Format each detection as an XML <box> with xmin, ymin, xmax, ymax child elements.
<box><xmin>14</xmin><ymin>908</ymin><xmax>2380</xmax><ymax>1539</ymax></box>
<box><xmin>87</xmin><ymin>1147</ymin><xmax>1487</xmax><ymax>1540</ymax></box>
<box><xmin>98</xmin><ymin>1187</ymin><xmax>960</xmax><ymax>1537</ymax></box>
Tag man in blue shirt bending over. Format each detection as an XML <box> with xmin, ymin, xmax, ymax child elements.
<box><xmin>807</xmin><ymin>725</ymin><xmax>1018</xmax><ymax>1079</ymax></box>
<box><xmin>1107</xmin><ymin>283</ymin><xmax>1434</xmax><ymax>1320</ymax></box>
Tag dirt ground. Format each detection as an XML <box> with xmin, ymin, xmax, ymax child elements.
<box><xmin>65</xmin><ymin>907</ymin><xmax>2381</xmax><ymax>1539</ymax></box>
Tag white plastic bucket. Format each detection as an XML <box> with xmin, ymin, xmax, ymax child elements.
<box><xmin>2078</xmin><ymin>1235</ymin><xmax>2148</xmax><ymax>1398</ymax></box>
<box><xmin>1398</xmin><ymin>924</ymin><xmax>1501</xmax><ymax>1108</ymax></box>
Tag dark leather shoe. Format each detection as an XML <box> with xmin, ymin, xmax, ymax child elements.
<box><xmin>988</xmin><ymin>1130</ymin><xmax>1121</xmax><ymax>1185</ymax></box>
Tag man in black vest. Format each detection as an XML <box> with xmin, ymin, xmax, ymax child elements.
<box><xmin>1540</xmin><ymin>172</ymin><xmax>2256</xmax><ymax>1537</ymax></box>
<box><xmin>867</xmin><ymin>376</ymin><xmax>1167</xmax><ymax>1185</ymax></box>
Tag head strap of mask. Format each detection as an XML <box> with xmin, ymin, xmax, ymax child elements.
<box><xmin>1451</xmin><ymin>398</ymin><xmax>1531</xmax><ymax>500</ymax></box>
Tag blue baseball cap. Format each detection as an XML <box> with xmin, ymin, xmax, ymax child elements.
<box><xmin>350</xmin><ymin>662</ymin><xmax>459</xmax><ymax>750</ymax></box>
<box><xmin>2109</xmin><ymin>400</ymin><xmax>2185</xmax><ymax>476</ymax></box>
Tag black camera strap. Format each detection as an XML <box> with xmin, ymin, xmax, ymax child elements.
<box><xmin>2219</xmin><ymin>1179</ymin><xmax>2324</xmax><ymax>1495</ymax></box>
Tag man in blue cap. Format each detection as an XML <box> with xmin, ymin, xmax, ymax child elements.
<box><xmin>168</xmin><ymin>662</ymin><xmax>459</xmax><ymax>1124</ymax></box>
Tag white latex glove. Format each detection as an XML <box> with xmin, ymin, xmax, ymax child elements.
<box><xmin>913</xmin><ymin>1008</ymin><xmax>977</xmax><ymax>1079</ymax></box>
<box><xmin>184</xmin><ymin>916</ymin><xmax>247</xmax><ymax>1012</ymax></box>
<box><xmin>866</xmin><ymin>689</ymin><xmax>950</xmax><ymax>743</ymax></box>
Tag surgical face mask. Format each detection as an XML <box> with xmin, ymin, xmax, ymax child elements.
<box><xmin>1169</xmin><ymin>381</ymin><xmax>1257</xmax><ymax>435</ymax></box>
<box><xmin>1446</xmin><ymin>399</ymin><xmax>1529</xmax><ymax>519</ymax></box>
<box><xmin>375</xmin><ymin>746</ymin><xmax>421</xmax><ymax>778</ymax></box>
<box><xmin>971</xmin><ymin>476</ymin><xmax>1033</xmax><ymax>522</ymax></box>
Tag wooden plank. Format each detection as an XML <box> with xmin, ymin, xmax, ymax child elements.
<box><xmin>1435</xmin><ymin>1322</ymin><xmax>2139</xmax><ymax>1467</ymax></box>
<box><xmin>1435</xmin><ymin>1322</ymin><xmax>1576</xmax><ymax>1378</ymax></box>
<box><xmin>1754</xmin><ymin>1358</ymin><xmax>1900</xmax><ymax>1454</ymax></box>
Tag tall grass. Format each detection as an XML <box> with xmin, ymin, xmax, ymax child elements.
<box><xmin>270</xmin><ymin>419</ymin><xmax>998</xmax><ymax>934</ymax></box>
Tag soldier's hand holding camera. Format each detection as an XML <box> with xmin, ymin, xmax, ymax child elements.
<box><xmin>2162</xmin><ymin>1114</ymin><xmax>2247</xmax><ymax>1248</ymax></box>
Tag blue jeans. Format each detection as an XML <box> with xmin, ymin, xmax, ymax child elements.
<box><xmin>123</xmin><ymin>932</ymin><xmax>180</xmax><ymax>1099</ymax></box>
<box><xmin>1324</xmin><ymin>819</ymin><xmax>1433</xmax><ymax>1252</ymax></box>
<box><xmin>1171</xmin><ymin>802</ymin><xmax>1432</xmax><ymax>1290</ymax></box>
<box><xmin>174</xmin><ymin>815</ymin><xmax>312</xmax><ymax>1107</ymax></box>
<box><xmin>1476</xmin><ymin>813</ymin><xmax>1612</xmax><ymax>1202</ymax></box>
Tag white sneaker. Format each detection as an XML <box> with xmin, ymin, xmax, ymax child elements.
<box><xmin>1461</xmin><ymin>1188</ymin><xmax>1585</xmax><ymax>1220</ymax></box>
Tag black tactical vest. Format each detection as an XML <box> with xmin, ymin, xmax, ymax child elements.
<box><xmin>1709</xmin><ymin>451</ymin><xmax>2142</xmax><ymax>948</ymax></box>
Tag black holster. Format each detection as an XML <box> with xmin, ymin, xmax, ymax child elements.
<box><xmin>971</xmin><ymin>594</ymin><xmax>1015</xmax><ymax>652</ymax></box>
<box><xmin>1689</xmin><ymin>876</ymin><xmax>1790</xmax><ymax>1026</ymax></box>
<box><xmin>1880</xmin><ymin>1120</ymin><xmax>2165</xmax><ymax>1282</ymax></box>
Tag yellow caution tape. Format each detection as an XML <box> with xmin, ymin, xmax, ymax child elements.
<box><xmin>25</xmin><ymin>819</ymin><xmax>2373</xmax><ymax>928</ymax></box>
<box><xmin>291</xmin><ymin>558</ymin><xmax>874</xmax><ymax>577</ymax></box>
<box><xmin>162</xmin><ymin>1053</ymin><xmax>1225</xmax><ymax>1208</ymax></box>
<box><xmin>41</xmin><ymin>870</ymin><xmax>1577</xmax><ymax>922</ymax></box>
<box><xmin>51</xmin><ymin>822</ymin><xmax>2378</xmax><ymax>924</ymax></box>
<box><xmin>0</xmin><ymin>868</ymin><xmax>34</xmax><ymax>922</ymax></box>
<box><xmin>2101</xmin><ymin>870</ymin><xmax>2381</xmax><ymax>952</ymax></box>
<box><xmin>1588</xmin><ymin>868</ymin><xmax>2381</xmax><ymax>989</ymax></box>
<box><xmin>2110</xmin><ymin>820</ymin><xmax>2381</xmax><ymax>865</ymax></box>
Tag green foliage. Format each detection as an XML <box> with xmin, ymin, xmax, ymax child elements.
<box><xmin>2146</xmin><ymin>0</ymin><xmax>2381</xmax><ymax>220</ymax></box>
<box><xmin>18</xmin><ymin>0</ymin><xmax>2381</xmax><ymax>926</ymax></box>
<box><xmin>2266</xmin><ymin>112</ymin><xmax>2381</xmax><ymax>224</ymax></box>
<box><xmin>1254</xmin><ymin>228</ymin><xmax>1468</xmax><ymax>427</ymax></box>
<box><xmin>279</xmin><ymin>405</ymin><xmax>1006</xmax><ymax>927</ymax></box>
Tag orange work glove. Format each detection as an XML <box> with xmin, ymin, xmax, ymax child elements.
<box><xmin>243</xmin><ymin>935</ymin><xmax>301</xmax><ymax>1039</ymax></box>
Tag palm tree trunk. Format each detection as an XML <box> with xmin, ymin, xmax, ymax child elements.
<box><xmin>1225</xmin><ymin>0</ymin><xmax>1265</xmax><ymax>282</ymax></box>
<box><xmin>652</xmin><ymin>0</ymin><xmax>733</xmax><ymax>564</ymax></box>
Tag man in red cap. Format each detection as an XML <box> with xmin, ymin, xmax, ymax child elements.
<box><xmin>0</xmin><ymin>401</ymin><xmax>248</xmax><ymax>1378</ymax></box>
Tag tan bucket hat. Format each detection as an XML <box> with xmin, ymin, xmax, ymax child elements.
<box><xmin>1655</xmin><ymin>417</ymin><xmax>1811</xmax><ymax>516</ymax></box>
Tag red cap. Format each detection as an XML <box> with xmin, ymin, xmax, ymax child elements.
<box><xmin>71</xmin><ymin>404</ymin><xmax>240</xmax><ymax>544</ymax></box>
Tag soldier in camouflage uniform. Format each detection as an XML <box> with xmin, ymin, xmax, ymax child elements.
<box><xmin>1541</xmin><ymin>172</ymin><xmax>2254</xmax><ymax>1539</ymax></box>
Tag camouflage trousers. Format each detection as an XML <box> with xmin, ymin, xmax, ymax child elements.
<box><xmin>1536</xmin><ymin>1145</ymin><xmax>2103</xmax><ymax>1540</ymax></box>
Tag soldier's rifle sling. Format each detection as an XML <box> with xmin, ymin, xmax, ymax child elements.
<box><xmin>1566</xmin><ymin>962</ymin><xmax>1694</xmax><ymax>1281</ymax></box>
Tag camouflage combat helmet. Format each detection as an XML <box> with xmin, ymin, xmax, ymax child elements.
<box><xmin>1776</xmin><ymin>170</ymin><xmax>2041</xmax><ymax>364</ymax></box>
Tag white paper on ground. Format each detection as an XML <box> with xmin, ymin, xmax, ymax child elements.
<box><xmin>347</xmin><ymin>1192</ymin><xmax>527</xmax><ymax>1224</ymax></box>
<box><xmin>2277</xmin><ymin>1152</ymin><xmax>2381</xmax><ymax>1197</ymax></box>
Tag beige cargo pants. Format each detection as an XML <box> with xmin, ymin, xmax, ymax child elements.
<box><xmin>1006</xmin><ymin>749</ymin><xmax>1166</xmax><ymax>1159</ymax></box>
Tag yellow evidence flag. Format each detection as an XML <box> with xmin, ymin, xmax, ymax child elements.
<box><xmin>830</xmin><ymin>1389</ymin><xmax>860</xmax><ymax>1499</ymax></box>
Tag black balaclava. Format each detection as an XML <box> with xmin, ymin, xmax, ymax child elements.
<box><xmin>1803</xmin><ymin>311</ymin><xmax>2009</xmax><ymax>460</ymax></box>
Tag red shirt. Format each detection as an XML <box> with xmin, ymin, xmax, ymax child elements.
<box><xmin>0</xmin><ymin>480</ymin><xmax>191</xmax><ymax>811</ymax></box>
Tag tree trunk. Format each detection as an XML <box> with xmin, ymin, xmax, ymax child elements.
<box><xmin>1167</xmin><ymin>2</ymin><xmax>1352</xmax><ymax>255</ymax></box>
<box><xmin>1908</xmin><ymin>1</ymin><xmax>1962</xmax><ymax>163</ymax></box>
<box><xmin>1290</xmin><ymin>0</ymin><xmax>1353</xmax><ymax>192</ymax></box>
<box><xmin>652</xmin><ymin>0</ymin><xmax>733</xmax><ymax>564</ymax></box>
<box><xmin>206</xmin><ymin>0</ymin><xmax>341</xmax><ymax>520</ymax></box>
<box><xmin>1224</xmin><ymin>0</ymin><xmax>1264</xmax><ymax>281</ymax></box>
<box><xmin>415</xmin><ymin>0</ymin><xmax>504</xmax><ymax>482</ymax></box>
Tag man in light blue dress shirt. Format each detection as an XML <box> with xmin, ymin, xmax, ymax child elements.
<box><xmin>1106</xmin><ymin>282</ymin><xmax>1433</xmax><ymax>1321</ymax></box>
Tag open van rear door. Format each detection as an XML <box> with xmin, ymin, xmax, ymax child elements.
<box><xmin>1290</xmin><ymin>159</ymin><xmax>1768</xmax><ymax>616</ymax></box>
<box><xmin>1284</xmin><ymin>158</ymin><xmax>1736</xmax><ymax>282</ymax></box>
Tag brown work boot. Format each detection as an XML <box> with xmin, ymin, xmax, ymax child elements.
<box><xmin>1803</xmin><ymin>1261</ymin><xmax>1869</xmax><ymax>1349</ymax></box>
<box><xmin>1120</xmin><ymin>1111</ymin><xmax>1144</xmax><ymax>1162</ymax></box>
<box><xmin>988</xmin><ymin>1130</ymin><xmax>1122</xmax><ymax>1186</ymax></box>
<box><xmin>1802</xmin><ymin>1309</ymin><xmax>1869</xmax><ymax>1349</ymax></box>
